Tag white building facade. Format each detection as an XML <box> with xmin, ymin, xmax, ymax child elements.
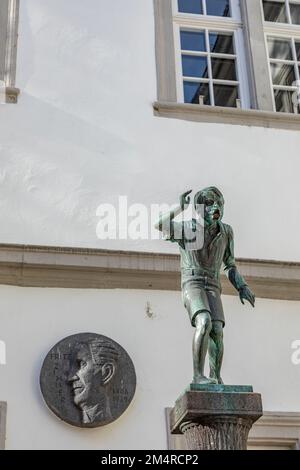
<box><xmin>0</xmin><ymin>0</ymin><xmax>299</xmax><ymax>449</ymax></box>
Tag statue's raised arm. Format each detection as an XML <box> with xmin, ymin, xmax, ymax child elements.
<box><xmin>154</xmin><ymin>189</ymin><xmax>192</xmax><ymax>232</ymax></box>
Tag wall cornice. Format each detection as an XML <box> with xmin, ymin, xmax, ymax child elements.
<box><xmin>0</xmin><ymin>244</ymin><xmax>299</xmax><ymax>300</ymax></box>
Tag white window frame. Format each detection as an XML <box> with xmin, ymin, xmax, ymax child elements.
<box><xmin>262</xmin><ymin>0</ymin><xmax>300</xmax><ymax>113</ymax></box>
<box><xmin>172</xmin><ymin>0</ymin><xmax>251</xmax><ymax>108</ymax></box>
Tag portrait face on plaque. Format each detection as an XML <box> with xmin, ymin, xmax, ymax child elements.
<box><xmin>40</xmin><ymin>333</ymin><xmax>136</xmax><ymax>428</ymax></box>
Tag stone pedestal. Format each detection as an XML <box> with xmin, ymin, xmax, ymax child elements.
<box><xmin>170</xmin><ymin>385</ymin><xmax>263</xmax><ymax>450</ymax></box>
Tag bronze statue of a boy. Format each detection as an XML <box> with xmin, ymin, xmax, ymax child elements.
<box><xmin>155</xmin><ymin>187</ymin><xmax>255</xmax><ymax>385</ymax></box>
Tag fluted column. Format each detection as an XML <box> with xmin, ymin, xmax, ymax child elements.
<box><xmin>170</xmin><ymin>386</ymin><xmax>263</xmax><ymax>451</ymax></box>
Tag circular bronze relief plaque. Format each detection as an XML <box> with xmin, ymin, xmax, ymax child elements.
<box><xmin>40</xmin><ymin>333</ymin><xmax>136</xmax><ymax>428</ymax></box>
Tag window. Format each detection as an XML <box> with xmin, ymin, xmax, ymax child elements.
<box><xmin>178</xmin><ymin>0</ymin><xmax>231</xmax><ymax>16</ymax></box>
<box><xmin>0</xmin><ymin>0</ymin><xmax>20</xmax><ymax>103</ymax></box>
<box><xmin>153</xmin><ymin>0</ymin><xmax>300</xmax><ymax>129</ymax></box>
<box><xmin>263</xmin><ymin>0</ymin><xmax>300</xmax><ymax>24</ymax></box>
<box><xmin>267</xmin><ymin>37</ymin><xmax>300</xmax><ymax>112</ymax></box>
<box><xmin>173</xmin><ymin>0</ymin><xmax>250</xmax><ymax>109</ymax></box>
<box><xmin>263</xmin><ymin>1</ymin><xmax>300</xmax><ymax>113</ymax></box>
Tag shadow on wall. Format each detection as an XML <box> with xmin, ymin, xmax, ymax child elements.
<box><xmin>0</xmin><ymin>91</ymin><xmax>143</xmax><ymax>246</ymax></box>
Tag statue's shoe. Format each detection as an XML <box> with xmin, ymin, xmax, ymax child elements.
<box><xmin>210</xmin><ymin>375</ymin><xmax>224</xmax><ymax>385</ymax></box>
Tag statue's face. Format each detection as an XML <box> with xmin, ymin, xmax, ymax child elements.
<box><xmin>197</xmin><ymin>189</ymin><xmax>224</xmax><ymax>226</ymax></box>
<box><xmin>68</xmin><ymin>345</ymin><xmax>104</xmax><ymax>408</ymax></box>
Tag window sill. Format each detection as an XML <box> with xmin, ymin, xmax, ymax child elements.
<box><xmin>153</xmin><ymin>101</ymin><xmax>300</xmax><ymax>131</ymax></box>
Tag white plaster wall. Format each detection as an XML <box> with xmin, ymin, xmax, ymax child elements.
<box><xmin>0</xmin><ymin>0</ymin><xmax>299</xmax><ymax>261</ymax></box>
<box><xmin>0</xmin><ymin>285</ymin><xmax>299</xmax><ymax>449</ymax></box>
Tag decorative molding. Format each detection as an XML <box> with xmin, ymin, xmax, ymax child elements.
<box><xmin>248</xmin><ymin>412</ymin><xmax>300</xmax><ymax>450</ymax></box>
<box><xmin>254</xmin><ymin>412</ymin><xmax>300</xmax><ymax>428</ymax></box>
<box><xmin>264</xmin><ymin>22</ymin><xmax>300</xmax><ymax>39</ymax></box>
<box><xmin>0</xmin><ymin>243</ymin><xmax>299</xmax><ymax>300</ymax></box>
<box><xmin>153</xmin><ymin>0</ymin><xmax>177</xmax><ymax>102</ymax></box>
<box><xmin>172</xmin><ymin>14</ymin><xmax>242</xmax><ymax>30</ymax></box>
<box><xmin>5</xmin><ymin>85</ymin><xmax>19</xmax><ymax>103</ymax></box>
<box><xmin>0</xmin><ymin>402</ymin><xmax>7</xmax><ymax>450</ymax></box>
<box><xmin>153</xmin><ymin>101</ymin><xmax>300</xmax><ymax>130</ymax></box>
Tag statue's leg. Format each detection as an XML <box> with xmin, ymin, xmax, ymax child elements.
<box><xmin>208</xmin><ymin>320</ymin><xmax>224</xmax><ymax>384</ymax></box>
<box><xmin>192</xmin><ymin>311</ymin><xmax>213</xmax><ymax>384</ymax></box>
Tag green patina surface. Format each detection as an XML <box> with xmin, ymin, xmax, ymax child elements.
<box><xmin>155</xmin><ymin>187</ymin><xmax>255</xmax><ymax>386</ymax></box>
<box><xmin>188</xmin><ymin>384</ymin><xmax>253</xmax><ymax>393</ymax></box>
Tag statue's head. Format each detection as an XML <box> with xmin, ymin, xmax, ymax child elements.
<box><xmin>68</xmin><ymin>339</ymin><xmax>119</xmax><ymax>412</ymax></box>
<box><xmin>194</xmin><ymin>187</ymin><xmax>224</xmax><ymax>226</ymax></box>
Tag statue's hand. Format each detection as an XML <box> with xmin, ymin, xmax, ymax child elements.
<box><xmin>180</xmin><ymin>190</ymin><xmax>192</xmax><ymax>211</ymax></box>
<box><xmin>239</xmin><ymin>286</ymin><xmax>255</xmax><ymax>308</ymax></box>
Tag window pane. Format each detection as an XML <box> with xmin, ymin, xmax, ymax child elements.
<box><xmin>183</xmin><ymin>81</ymin><xmax>211</xmax><ymax>104</ymax></box>
<box><xmin>290</xmin><ymin>3</ymin><xmax>300</xmax><ymax>24</ymax></box>
<box><xmin>274</xmin><ymin>89</ymin><xmax>295</xmax><ymax>112</ymax></box>
<box><xmin>206</xmin><ymin>0</ymin><xmax>230</xmax><ymax>17</ymax></box>
<box><xmin>267</xmin><ymin>37</ymin><xmax>292</xmax><ymax>60</ymax></box>
<box><xmin>178</xmin><ymin>0</ymin><xmax>203</xmax><ymax>14</ymax></box>
<box><xmin>181</xmin><ymin>31</ymin><xmax>206</xmax><ymax>51</ymax></box>
<box><xmin>211</xmin><ymin>58</ymin><xmax>237</xmax><ymax>80</ymax></box>
<box><xmin>182</xmin><ymin>55</ymin><xmax>209</xmax><ymax>78</ymax></box>
<box><xmin>271</xmin><ymin>63</ymin><xmax>296</xmax><ymax>86</ymax></box>
<box><xmin>214</xmin><ymin>84</ymin><xmax>238</xmax><ymax>107</ymax></box>
<box><xmin>296</xmin><ymin>42</ymin><xmax>300</xmax><ymax>60</ymax></box>
<box><xmin>263</xmin><ymin>1</ymin><xmax>287</xmax><ymax>22</ymax></box>
<box><xmin>209</xmin><ymin>32</ymin><xmax>234</xmax><ymax>54</ymax></box>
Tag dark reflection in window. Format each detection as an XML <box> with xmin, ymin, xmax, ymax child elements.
<box><xmin>182</xmin><ymin>55</ymin><xmax>209</xmax><ymax>78</ymax></box>
<box><xmin>214</xmin><ymin>84</ymin><xmax>238</xmax><ymax>107</ymax></box>
<box><xmin>180</xmin><ymin>31</ymin><xmax>206</xmax><ymax>51</ymax></box>
<box><xmin>290</xmin><ymin>3</ymin><xmax>300</xmax><ymax>25</ymax></box>
<box><xmin>271</xmin><ymin>63</ymin><xmax>296</xmax><ymax>86</ymax></box>
<box><xmin>178</xmin><ymin>0</ymin><xmax>203</xmax><ymax>14</ymax></box>
<box><xmin>206</xmin><ymin>0</ymin><xmax>230</xmax><ymax>17</ymax></box>
<box><xmin>267</xmin><ymin>37</ymin><xmax>292</xmax><ymax>60</ymax></box>
<box><xmin>184</xmin><ymin>81</ymin><xmax>211</xmax><ymax>104</ymax></box>
<box><xmin>211</xmin><ymin>58</ymin><xmax>237</xmax><ymax>80</ymax></box>
<box><xmin>274</xmin><ymin>89</ymin><xmax>296</xmax><ymax>113</ymax></box>
<box><xmin>209</xmin><ymin>32</ymin><xmax>234</xmax><ymax>54</ymax></box>
<box><xmin>263</xmin><ymin>0</ymin><xmax>287</xmax><ymax>22</ymax></box>
<box><xmin>296</xmin><ymin>42</ymin><xmax>300</xmax><ymax>60</ymax></box>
